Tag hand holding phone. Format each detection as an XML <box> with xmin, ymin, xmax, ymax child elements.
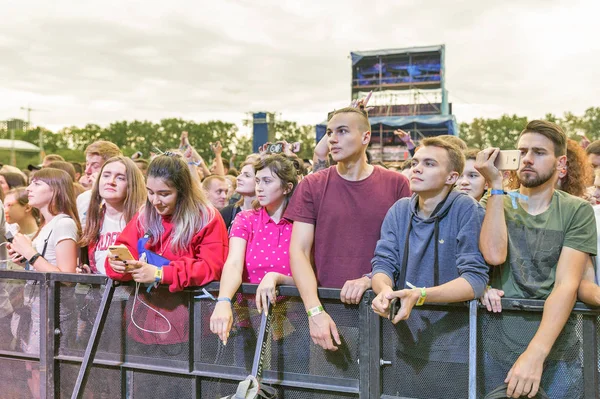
<box><xmin>493</xmin><ymin>150</ymin><xmax>521</xmax><ymax>171</ymax></box>
<box><xmin>108</xmin><ymin>245</ymin><xmax>138</xmax><ymax>272</ymax></box>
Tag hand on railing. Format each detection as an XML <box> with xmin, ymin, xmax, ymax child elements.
<box><xmin>309</xmin><ymin>311</ymin><xmax>341</xmax><ymax>351</ymax></box>
<box><xmin>76</xmin><ymin>264</ymin><xmax>92</xmax><ymax>274</ymax></box>
<box><xmin>340</xmin><ymin>276</ymin><xmax>371</xmax><ymax>304</ymax></box>
<box><xmin>255</xmin><ymin>272</ymin><xmax>279</xmax><ymax>315</ymax></box>
<box><xmin>372</xmin><ymin>287</ymin><xmax>421</xmax><ymax>324</ymax></box>
<box><xmin>480</xmin><ymin>287</ymin><xmax>504</xmax><ymax>313</ymax></box>
<box><xmin>210</xmin><ymin>301</ymin><xmax>233</xmax><ymax>345</ymax></box>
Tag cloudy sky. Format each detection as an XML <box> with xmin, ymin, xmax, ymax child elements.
<box><xmin>1</xmin><ymin>0</ymin><xmax>599</xmax><ymax>133</ymax></box>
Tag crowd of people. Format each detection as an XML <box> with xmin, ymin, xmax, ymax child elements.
<box><xmin>0</xmin><ymin>98</ymin><xmax>599</xmax><ymax>398</ymax></box>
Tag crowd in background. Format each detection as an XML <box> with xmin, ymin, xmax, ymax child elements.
<box><xmin>1</xmin><ymin>96</ymin><xmax>600</xmax><ymax>398</ymax></box>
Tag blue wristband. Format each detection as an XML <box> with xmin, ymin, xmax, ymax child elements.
<box><xmin>217</xmin><ymin>297</ymin><xmax>232</xmax><ymax>304</ymax></box>
<box><xmin>490</xmin><ymin>189</ymin><xmax>505</xmax><ymax>195</ymax></box>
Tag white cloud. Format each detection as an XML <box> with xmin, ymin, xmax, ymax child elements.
<box><xmin>0</xmin><ymin>0</ymin><xmax>599</xmax><ymax>134</ymax></box>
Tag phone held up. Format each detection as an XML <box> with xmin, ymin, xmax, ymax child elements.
<box><xmin>494</xmin><ymin>150</ymin><xmax>521</xmax><ymax>171</ymax></box>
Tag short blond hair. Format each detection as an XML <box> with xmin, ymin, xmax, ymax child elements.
<box><xmin>84</xmin><ymin>141</ymin><xmax>122</xmax><ymax>161</ymax></box>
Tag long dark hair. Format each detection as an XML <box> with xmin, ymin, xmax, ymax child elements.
<box><xmin>30</xmin><ymin>168</ymin><xmax>81</xmax><ymax>239</ymax></box>
<box><xmin>80</xmin><ymin>156</ymin><xmax>147</xmax><ymax>247</ymax></box>
<box><xmin>139</xmin><ymin>155</ymin><xmax>215</xmax><ymax>254</ymax></box>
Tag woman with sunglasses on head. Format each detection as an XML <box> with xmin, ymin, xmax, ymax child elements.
<box><xmin>105</xmin><ymin>154</ymin><xmax>228</xmax><ymax>355</ymax></box>
<box><xmin>210</xmin><ymin>154</ymin><xmax>300</xmax><ymax>350</ymax></box>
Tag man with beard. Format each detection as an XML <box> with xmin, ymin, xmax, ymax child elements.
<box><xmin>475</xmin><ymin>120</ymin><xmax>596</xmax><ymax>398</ymax></box>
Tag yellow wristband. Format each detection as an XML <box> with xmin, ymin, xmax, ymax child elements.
<box><xmin>154</xmin><ymin>267</ymin><xmax>163</xmax><ymax>284</ymax></box>
<box><xmin>415</xmin><ymin>287</ymin><xmax>426</xmax><ymax>306</ymax></box>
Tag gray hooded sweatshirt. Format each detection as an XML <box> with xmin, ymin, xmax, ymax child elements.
<box><xmin>372</xmin><ymin>190</ymin><xmax>488</xmax><ymax>362</ymax></box>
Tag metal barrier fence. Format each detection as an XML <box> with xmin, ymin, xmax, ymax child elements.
<box><xmin>0</xmin><ymin>269</ymin><xmax>598</xmax><ymax>399</ymax></box>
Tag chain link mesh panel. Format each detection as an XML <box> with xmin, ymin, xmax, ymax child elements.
<box><xmin>477</xmin><ymin>310</ymin><xmax>584</xmax><ymax>399</ymax></box>
<box><xmin>263</xmin><ymin>297</ymin><xmax>360</xmax><ymax>380</ymax></box>
<box><xmin>131</xmin><ymin>370</ymin><xmax>193</xmax><ymax>398</ymax></box>
<box><xmin>197</xmin><ymin>378</ymin><xmax>359</xmax><ymax>399</ymax></box>
<box><xmin>195</xmin><ymin>294</ymin><xmax>262</xmax><ymax>372</ymax></box>
<box><xmin>58</xmin><ymin>283</ymin><xmax>190</xmax><ymax>368</ymax></box>
<box><xmin>58</xmin><ymin>362</ymin><xmax>122</xmax><ymax>399</ymax></box>
<box><xmin>380</xmin><ymin>305</ymin><xmax>470</xmax><ymax>399</ymax></box>
<box><xmin>0</xmin><ymin>358</ymin><xmax>37</xmax><ymax>399</ymax></box>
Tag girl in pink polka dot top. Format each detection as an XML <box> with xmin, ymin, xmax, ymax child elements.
<box><xmin>210</xmin><ymin>154</ymin><xmax>301</xmax><ymax>344</ymax></box>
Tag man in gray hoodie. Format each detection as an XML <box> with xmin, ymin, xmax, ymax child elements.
<box><xmin>371</xmin><ymin>137</ymin><xmax>488</xmax><ymax>398</ymax></box>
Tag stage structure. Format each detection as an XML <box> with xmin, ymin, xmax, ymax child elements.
<box><xmin>317</xmin><ymin>45</ymin><xmax>458</xmax><ymax>162</ymax></box>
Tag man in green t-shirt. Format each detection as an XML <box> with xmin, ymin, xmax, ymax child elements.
<box><xmin>475</xmin><ymin>120</ymin><xmax>597</xmax><ymax>398</ymax></box>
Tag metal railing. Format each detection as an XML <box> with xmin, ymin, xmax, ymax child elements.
<box><xmin>0</xmin><ymin>269</ymin><xmax>598</xmax><ymax>399</ymax></box>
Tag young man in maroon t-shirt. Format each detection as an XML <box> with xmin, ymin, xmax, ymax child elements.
<box><xmin>285</xmin><ymin>107</ymin><xmax>410</xmax><ymax>351</ymax></box>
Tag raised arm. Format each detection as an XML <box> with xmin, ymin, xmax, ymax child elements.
<box><xmin>290</xmin><ymin>221</ymin><xmax>341</xmax><ymax>351</ymax></box>
<box><xmin>312</xmin><ymin>134</ymin><xmax>330</xmax><ymax>173</ymax></box>
<box><xmin>475</xmin><ymin>148</ymin><xmax>508</xmax><ymax>265</ymax></box>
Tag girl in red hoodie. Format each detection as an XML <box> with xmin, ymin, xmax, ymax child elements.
<box><xmin>106</xmin><ymin>154</ymin><xmax>228</xmax><ymax>353</ymax></box>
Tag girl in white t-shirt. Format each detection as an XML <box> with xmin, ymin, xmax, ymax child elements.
<box><xmin>6</xmin><ymin>168</ymin><xmax>81</xmax><ymax>398</ymax></box>
<box><xmin>79</xmin><ymin>156</ymin><xmax>146</xmax><ymax>274</ymax></box>
<box><xmin>9</xmin><ymin>168</ymin><xmax>80</xmax><ymax>272</ymax></box>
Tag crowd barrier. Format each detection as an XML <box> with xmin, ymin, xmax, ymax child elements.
<box><xmin>0</xmin><ymin>269</ymin><xmax>598</xmax><ymax>399</ymax></box>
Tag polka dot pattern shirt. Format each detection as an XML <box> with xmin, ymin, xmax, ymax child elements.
<box><xmin>230</xmin><ymin>208</ymin><xmax>293</xmax><ymax>284</ymax></box>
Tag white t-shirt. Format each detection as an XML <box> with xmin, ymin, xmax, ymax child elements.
<box><xmin>93</xmin><ymin>213</ymin><xmax>126</xmax><ymax>275</ymax></box>
<box><xmin>76</xmin><ymin>190</ymin><xmax>93</xmax><ymax>230</ymax></box>
<box><xmin>32</xmin><ymin>214</ymin><xmax>78</xmax><ymax>266</ymax></box>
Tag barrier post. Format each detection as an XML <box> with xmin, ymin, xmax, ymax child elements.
<box><xmin>39</xmin><ymin>276</ymin><xmax>56</xmax><ymax>398</ymax></box>
<box><xmin>358</xmin><ymin>291</ymin><xmax>371</xmax><ymax>398</ymax></box>
<box><xmin>583</xmin><ymin>314</ymin><xmax>599</xmax><ymax>399</ymax></box>
<box><xmin>468</xmin><ymin>300</ymin><xmax>477</xmax><ymax>399</ymax></box>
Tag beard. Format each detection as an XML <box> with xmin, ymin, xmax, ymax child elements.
<box><xmin>517</xmin><ymin>165</ymin><xmax>556</xmax><ymax>188</ymax></box>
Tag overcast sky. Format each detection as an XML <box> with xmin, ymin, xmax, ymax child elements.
<box><xmin>1</xmin><ymin>0</ymin><xmax>599</xmax><ymax>133</ymax></box>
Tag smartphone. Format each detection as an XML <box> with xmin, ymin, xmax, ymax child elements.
<box><xmin>494</xmin><ymin>150</ymin><xmax>521</xmax><ymax>170</ymax></box>
<box><xmin>266</xmin><ymin>143</ymin><xmax>283</xmax><ymax>154</ymax></box>
<box><xmin>108</xmin><ymin>245</ymin><xmax>135</xmax><ymax>261</ymax></box>
<box><xmin>108</xmin><ymin>245</ymin><xmax>138</xmax><ymax>272</ymax></box>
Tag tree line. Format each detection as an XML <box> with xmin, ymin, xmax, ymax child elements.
<box><xmin>0</xmin><ymin>118</ymin><xmax>317</xmax><ymax>169</ymax></box>
<box><xmin>1</xmin><ymin>107</ymin><xmax>598</xmax><ymax>169</ymax></box>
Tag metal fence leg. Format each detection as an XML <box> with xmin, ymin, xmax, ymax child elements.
<box><xmin>468</xmin><ymin>300</ymin><xmax>477</xmax><ymax>399</ymax></box>
<box><xmin>40</xmin><ymin>276</ymin><xmax>56</xmax><ymax>399</ymax></box>
<box><xmin>71</xmin><ymin>279</ymin><xmax>116</xmax><ymax>399</ymax></box>
<box><xmin>369</xmin><ymin>293</ymin><xmax>381</xmax><ymax>399</ymax></box>
<box><xmin>583</xmin><ymin>315</ymin><xmax>598</xmax><ymax>399</ymax></box>
<box><xmin>358</xmin><ymin>292</ymin><xmax>371</xmax><ymax>398</ymax></box>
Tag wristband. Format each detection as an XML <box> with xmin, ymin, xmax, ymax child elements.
<box><xmin>28</xmin><ymin>253</ymin><xmax>43</xmax><ymax>266</ymax></box>
<box><xmin>217</xmin><ymin>297</ymin><xmax>232</xmax><ymax>304</ymax></box>
<box><xmin>154</xmin><ymin>267</ymin><xmax>163</xmax><ymax>284</ymax></box>
<box><xmin>307</xmin><ymin>305</ymin><xmax>324</xmax><ymax>317</ymax></box>
<box><xmin>362</xmin><ymin>272</ymin><xmax>373</xmax><ymax>279</ymax></box>
<box><xmin>415</xmin><ymin>287</ymin><xmax>427</xmax><ymax>306</ymax></box>
<box><xmin>489</xmin><ymin>189</ymin><xmax>528</xmax><ymax>209</ymax></box>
